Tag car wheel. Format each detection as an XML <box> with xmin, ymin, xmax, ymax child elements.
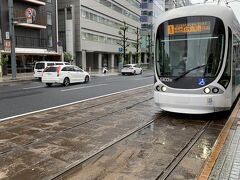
<box><xmin>122</xmin><ymin>73</ymin><xmax>125</xmax><ymax>76</ymax></box>
<box><xmin>46</xmin><ymin>83</ymin><xmax>52</xmax><ymax>87</ymax></box>
<box><xmin>84</xmin><ymin>75</ymin><xmax>90</xmax><ymax>83</ymax></box>
<box><xmin>63</xmin><ymin>77</ymin><xmax>70</xmax><ymax>87</ymax></box>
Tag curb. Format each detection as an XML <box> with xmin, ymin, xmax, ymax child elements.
<box><xmin>198</xmin><ymin>99</ymin><xmax>240</xmax><ymax>179</ymax></box>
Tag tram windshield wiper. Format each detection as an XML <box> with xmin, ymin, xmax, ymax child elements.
<box><xmin>174</xmin><ymin>64</ymin><xmax>207</xmax><ymax>81</ymax></box>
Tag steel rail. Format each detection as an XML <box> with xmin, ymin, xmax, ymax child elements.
<box><xmin>0</xmin><ymin>87</ymin><xmax>152</xmax><ymax>133</ymax></box>
<box><xmin>50</xmin><ymin>114</ymin><xmax>168</xmax><ymax>180</ymax></box>
<box><xmin>156</xmin><ymin>120</ymin><xmax>213</xmax><ymax>180</ymax></box>
<box><xmin>0</xmin><ymin>96</ymin><xmax>153</xmax><ymax>155</ymax></box>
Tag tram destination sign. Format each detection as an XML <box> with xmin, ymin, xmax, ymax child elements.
<box><xmin>167</xmin><ymin>21</ymin><xmax>211</xmax><ymax>35</ymax></box>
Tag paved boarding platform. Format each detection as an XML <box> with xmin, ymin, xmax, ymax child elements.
<box><xmin>199</xmin><ymin>99</ymin><xmax>240</xmax><ymax>180</ymax></box>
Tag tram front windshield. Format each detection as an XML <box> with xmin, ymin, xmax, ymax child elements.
<box><xmin>155</xmin><ymin>16</ymin><xmax>225</xmax><ymax>86</ymax></box>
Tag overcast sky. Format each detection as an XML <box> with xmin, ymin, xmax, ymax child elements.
<box><xmin>190</xmin><ymin>0</ymin><xmax>240</xmax><ymax>22</ymax></box>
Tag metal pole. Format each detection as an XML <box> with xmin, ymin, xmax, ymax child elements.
<box><xmin>123</xmin><ymin>22</ymin><xmax>126</xmax><ymax>64</ymax></box>
<box><xmin>8</xmin><ymin>0</ymin><xmax>17</xmax><ymax>79</ymax></box>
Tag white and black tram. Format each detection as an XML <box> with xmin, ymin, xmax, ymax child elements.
<box><xmin>154</xmin><ymin>5</ymin><xmax>240</xmax><ymax>114</ymax></box>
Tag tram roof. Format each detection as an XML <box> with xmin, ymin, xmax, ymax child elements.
<box><xmin>156</xmin><ymin>5</ymin><xmax>236</xmax><ymax>25</ymax></box>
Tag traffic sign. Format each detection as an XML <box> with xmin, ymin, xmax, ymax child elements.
<box><xmin>118</xmin><ymin>47</ymin><xmax>123</xmax><ymax>53</ymax></box>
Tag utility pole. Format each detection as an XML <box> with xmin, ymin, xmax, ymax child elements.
<box><xmin>8</xmin><ymin>0</ymin><xmax>17</xmax><ymax>79</ymax></box>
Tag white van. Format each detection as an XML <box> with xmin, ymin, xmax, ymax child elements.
<box><xmin>34</xmin><ymin>61</ymin><xmax>70</xmax><ymax>79</ymax></box>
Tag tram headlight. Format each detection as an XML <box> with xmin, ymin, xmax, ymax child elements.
<box><xmin>161</xmin><ymin>86</ymin><xmax>167</xmax><ymax>92</ymax></box>
<box><xmin>212</xmin><ymin>87</ymin><xmax>219</xmax><ymax>94</ymax></box>
<box><xmin>204</xmin><ymin>87</ymin><xmax>211</xmax><ymax>94</ymax></box>
<box><xmin>156</xmin><ymin>85</ymin><xmax>161</xmax><ymax>91</ymax></box>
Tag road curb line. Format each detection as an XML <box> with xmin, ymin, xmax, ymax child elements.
<box><xmin>198</xmin><ymin>99</ymin><xmax>240</xmax><ymax>180</ymax></box>
<box><xmin>0</xmin><ymin>84</ymin><xmax>152</xmax><ymax>122</ymax></box>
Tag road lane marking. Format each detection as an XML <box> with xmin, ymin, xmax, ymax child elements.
<box><xmin>23</xmin><ymin>86</ymin><xmax>44</xmax><ymax>90</ymax></box>
<box><xmin>0</xmin><ymin>84</ymin><xmax>152</xmax><ymax>122</ymax></box>
<box><xmin>61</xmin><ymin>84</ymin><xmax>108</xmax><ymax>92</ymax></box>
<box><xmin>134</xmin><ymin>77</ymin><xmax>153</xmax><ymax>81</ymax></box>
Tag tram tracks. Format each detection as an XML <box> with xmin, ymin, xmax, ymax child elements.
<box><xmin>50</xmin><ymin>116</ymin><xmax>167</xmax><ymax>180</ymax></box>
<box><xmin>156</xmin><ymin>119</ymin><xmax>213</xmax><ymax>180</ymax></box>
<box><xmin>52</xmin><ymin>114</ymin><xmax>226</xmax><ymax>180</ymax></box>
<box><xmin>0</xmin><ymin>87</ymin><xmax>152</xmax><ymax>132</ymax></box>
<box><xmin>0</xmin><ymin>90</ymin><xmax>154</xmax><ymax>155</ymax></box>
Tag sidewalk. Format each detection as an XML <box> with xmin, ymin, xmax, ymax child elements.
<box><xmin>199</xmin><ymin>99</ymin><xmax>240</xmax><ymax>179</ymax></box>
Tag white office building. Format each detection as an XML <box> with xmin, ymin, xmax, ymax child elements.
<box><xmin>58</xmin><ymin>0</ymin><xmax>141</xmax><ymax>71</ymax></box>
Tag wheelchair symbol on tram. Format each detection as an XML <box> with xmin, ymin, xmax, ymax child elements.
<box><xmin>198</xmin><ymin>78</ymin><xmax>206</xmax><ymax>86</ymax></box>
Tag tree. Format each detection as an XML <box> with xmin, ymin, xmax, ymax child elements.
<box><xmin>63</xmin><ymin>51</ymin><xmax>73</xmax><ymax>64</ymax></box>
<box><xmin>117</xmin><ymin>21</ymin><xmax>130</xmax><ymax>64</ymax></box>
<box><xmin>147</xmin><ymin>24</ymin><xmax>154</xmax><ymax>69</ymax></box>
<box><xmin>0</xmin><ymin>53</ymin><xmax>8</xmax><ymax>76</ymax></box>
<box><xmin>0</xmin><ymin>53</ymin><xmax>8</xmax><ymax>66</ymax></box>
<box><xmin>132</xmin><ymin>27</ymin><xmax>141</xmax><ymax>65</ymax></box>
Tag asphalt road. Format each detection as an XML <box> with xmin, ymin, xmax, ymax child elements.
<box><xmin>0</xmin><ymin>73</ymin><xmax>153</xmax><ymax>120</ymax></box>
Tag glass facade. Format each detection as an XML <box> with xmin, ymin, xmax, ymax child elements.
<box><xmin>82</xmin><ymin>32</ymin><xmax>137</xmax><ymax>47</ymax></box>
<box><xmin>81</xmin><ymin>9</ymin><xmax>137</xmax><ymax>34</ymax></box>
<box><xmin>95</xmin><ymin>0</ymin><xmax>140</xmax><ymax>22</ymax></box>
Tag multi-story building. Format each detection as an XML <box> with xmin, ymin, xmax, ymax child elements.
<box><xmin>0</xmin><ymin>0</ymin><xmax>59</xmax><ymax>75</ymax></box>
<box><xmin>165</xmin><ymin>0</ymin><xmax>191</xmax><ymax>11</ymax></box>
<box><xmin>140</xmin><ymin>0</ymin><xmax>165</xmax><ymax>68</ymax></box>
<box><xmin>58</xmin><ymin>0</ymin><xmax>141</xmax><ymax>70</ymax></box>
<box><xmin>140</xmin><ymin>0</ymin><xmax>191</xmax><ymax>68</ymax></box>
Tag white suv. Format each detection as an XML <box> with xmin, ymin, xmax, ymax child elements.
<box><xmin>34</xmin><ymin>61</ymin><xmax>70</xmax><ymax>80</ymax></box>
<box><xmin>121</xmin><ymin>64</ymin><xmax>142</xmax><ymax>75</ymax></box>
<box><xmin>42</xmin><ymin>65</ymin><xmax>90</xmax><ymax>87</ymax></box>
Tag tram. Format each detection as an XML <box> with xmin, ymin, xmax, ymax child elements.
<box><xmin>154</xmin><ymin>5</ymin><xmax>240</xmax><ymax>114</ymax></box>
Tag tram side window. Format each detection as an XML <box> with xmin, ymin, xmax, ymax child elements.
<box><xmin>218</xmin><ymin>28</ymin><xmax>232</xmax><ymax>88</ymax></box>
<box><xmin>233</xmin><ymin>35</ymin><xmax>240</xmax><ymax>85</ymax></box>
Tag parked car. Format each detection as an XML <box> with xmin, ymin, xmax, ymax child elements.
<box><xmin>121</xmin><ymin>64</ymin><xmax>142</xmax><ymax>75</ymax></box>
<box><xmin>34</xmin><ymin>61</ymin><xmax>70</xmax><ymax>80</ymax></box>
<box><xmin>42</xmin><ymin>65</ymin><xmax>90</xmax><ymax>87</ymax></box>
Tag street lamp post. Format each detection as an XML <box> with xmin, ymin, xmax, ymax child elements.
<box><xmin>8</xmin><ymin>0</ymin><xmax>17</xmax><ymax>80</ymax></box>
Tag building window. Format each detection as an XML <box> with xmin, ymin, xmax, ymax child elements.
<box><xmin>47</xmin><ymin>13</ymin><xmax>53</xmax><ymax>47</ymax></box>
<box><xmin>47</xmin><ymin>27</ymin><xmax>53</xmax><ymax>47</ymax></box>
<box><xmin>47</xmin><ymin>13</ymin><xmax>52</xmax><ymax>25</ymax></box>
<box><xmin>0</xmin><ymin>28</ymin><xmax>2</xmax><ymax>45</ymax></box>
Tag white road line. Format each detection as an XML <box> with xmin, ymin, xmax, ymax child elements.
<box><xmin>0</xmin><ymin>84</ymin><xmax>153</xmax><ymax>122</ymax></box>
<box><xmin>61</xmin><ymin>84</ymin><xmax>108</xmax><ymax>92</ymax></box>
<box><xmin>23</xmin><ymin>86</ymin><xmax>44</xmax><ymax>90</ymax></box>
<box><xmin>106</xmin><ymin>77</ymin><xmax>126</xmax><ymax>80</ymax></box>
<box><xmin>134</xmin><ymin>77</ymin><xmax>153</xmax><ymax>81</ymax></box>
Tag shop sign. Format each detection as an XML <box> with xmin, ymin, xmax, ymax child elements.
<box><xmin>4</xmin><ymin>40</ymin><xmax>11</xmax><ymax>52</ymax></box>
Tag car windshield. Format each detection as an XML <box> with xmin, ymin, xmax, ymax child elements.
<box><xmin>35</xmin><ymin>63</ymin><xmax>45</xmax><ymax>69</ymax></box>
